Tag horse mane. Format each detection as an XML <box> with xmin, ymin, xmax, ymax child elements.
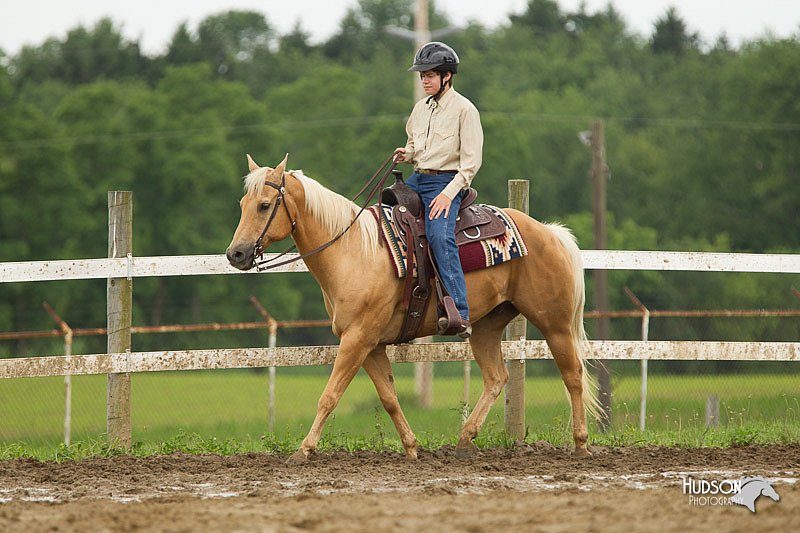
<box><xmin>243</xmin><ymin>169</ymin><xmax>268</xmax><ymax>197</ymax></box>
<box><xmin>243</xmin><ymin>167</ymin><xmax>379</xmax><ymax>256</ymax></box>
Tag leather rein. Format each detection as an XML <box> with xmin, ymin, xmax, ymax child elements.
<box><xmin>252</xmin><ymin>155</ymin><xmax>398</xmax><ymax>271</ymax></box>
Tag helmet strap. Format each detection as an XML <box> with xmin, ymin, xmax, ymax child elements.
<box><xmin>427</xmin><ymin>71</ymin><xmax>451</xmax><ymax>103</ymax></box>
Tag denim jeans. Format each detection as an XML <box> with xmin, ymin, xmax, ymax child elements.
<box><xmin>406</xmin><ymin>172</ymin><xmax>469</xmax><ymax>321</ymax></box>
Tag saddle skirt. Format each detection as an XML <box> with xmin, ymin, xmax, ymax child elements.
<box><xmin>368</xmin><ymin>202</ymin><xmax>529</xmax><ymax>278</ymax></box>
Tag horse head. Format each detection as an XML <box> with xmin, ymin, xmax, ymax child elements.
<box><xmin>732</xmin><ymin>477</ymin><xmax>780</xmax><ymax>513</ymax></box>
<box><xmin>226</xmin><ymin>153</ymin><xmax>297</xmax><ymax>270</ymax></box>
<box><xmin>760</xmin><ymin>482</ymin><xmax>780</xmax><ymax>502</ymax></box>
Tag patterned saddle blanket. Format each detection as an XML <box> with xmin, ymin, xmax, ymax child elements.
<box><xmin>368</xmin><ymin>203</ymin><xmax>528</xmax><ymax>278</ymax></box>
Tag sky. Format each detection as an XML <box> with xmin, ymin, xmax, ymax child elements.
<box><xmin>1</xmin><ymin>0</ymin><xmax>799</xmax><ymax>56</ymax></box>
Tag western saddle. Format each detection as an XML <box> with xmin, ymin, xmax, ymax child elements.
<box><xmin>381</xmin><ymin>171</ymin><xmax>506</xmax><ymax>344</ymax></box>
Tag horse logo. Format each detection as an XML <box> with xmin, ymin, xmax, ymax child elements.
<box><xmin>730</xmin><ymin>476</ymin><xmax>780</xmax><ymax>513</ymax></box>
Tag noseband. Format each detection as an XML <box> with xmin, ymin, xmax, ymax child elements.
<box><xmin>253</xmin><ymin>170</ymin><xmax>296</xmax><ymax>259</ymax></box>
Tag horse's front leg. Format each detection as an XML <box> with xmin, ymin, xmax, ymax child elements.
<box><xmin>362</xmin><ymin>345</ymin><xmax>418</xmax><ymax>459</ymax></box>
<box><xmin>289</xmin><ymin>332</ymin><xmax>375</xmax><ymax>462</ymax></box>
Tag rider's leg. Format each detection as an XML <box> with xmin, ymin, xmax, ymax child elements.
<box><xmin>414</xmin><ymin>174</ymin><xmax>469</xmax><ymax>323</ymax></box>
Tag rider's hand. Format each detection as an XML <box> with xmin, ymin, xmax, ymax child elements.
<box><xmin>393</xmin><ymin>147</ymin><xmax>406</xmax><ymax>163</ymax></box>
<box><xmin>429</xmin><ymin>193</ymin><xmax>452</xmax><ymax>220</ymax></box>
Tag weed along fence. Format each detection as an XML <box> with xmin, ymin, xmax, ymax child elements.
<box><xmin>1</xmin><ymin>188</ymin><xmax>799</xmax><ymax>448</ymax></box>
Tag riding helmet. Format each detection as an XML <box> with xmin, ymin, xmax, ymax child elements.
<box><xmin>408</xmin><ymin>42</ymin><xmax>459</xmax><ymax>74</ymax></box>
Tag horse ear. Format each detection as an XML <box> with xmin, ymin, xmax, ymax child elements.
<box><xmin>246</xmin><ymin>154</ymin><xmax>259</xmax><ymax>172</ymax></box>
<box><xmin>275</xmin><ymin>153</ymin><xmax>289</xmax><ymax>174</ymax></box>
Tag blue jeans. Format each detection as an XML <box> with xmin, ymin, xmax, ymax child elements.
<box><xmin>406</xmin><ymin>172</ymin><xmax>469</xmax><ymax>321</ymax></box>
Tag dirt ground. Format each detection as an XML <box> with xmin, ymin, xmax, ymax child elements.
<box><xmin>0</xmin><ymin>444</ymin><xmax>797</xmax><ymax>532</ymax></box>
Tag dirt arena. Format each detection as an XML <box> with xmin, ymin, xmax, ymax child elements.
<box><xmin>1</xmin><ymin>444</ymin><xmax>797</xmax><ymax>532</ymax></box>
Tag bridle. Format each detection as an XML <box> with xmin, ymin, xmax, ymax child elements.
<box><xmin>251</xmin><ymin>155</ymin><xmax>397</xmax><ymax>272</ymax></box>
<box><xmin>252</xmin><ymin>170</ymin><xmax>295</xmax><ymax>260</ymax></box>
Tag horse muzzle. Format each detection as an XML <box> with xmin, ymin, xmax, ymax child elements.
<box><xmin>226</xmin><ymin>244</ymin><xmax>255</xmax><ymax>271</ymax></box>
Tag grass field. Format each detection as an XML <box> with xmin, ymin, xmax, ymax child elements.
<box><xmin>1</xmin><ymin>363</ymin><xmax>799</xmax><ymax>459</ymax></box>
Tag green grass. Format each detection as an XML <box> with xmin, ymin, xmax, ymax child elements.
<box><xmin>1</xmin><ymin>366</ymin><xmax>798</xmax><ymax>460</ymax></box>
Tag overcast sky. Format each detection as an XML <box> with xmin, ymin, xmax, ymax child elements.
<box><xmin>1</xmin><ymin>0</ymin><xmax>799</xmax><ymax>56</ymax></box>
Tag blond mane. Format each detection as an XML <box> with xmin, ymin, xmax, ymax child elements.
<box><xmin>242</xmin><ymin>167</ymin><xmax>379</xmax><ymax>256</ymax></box>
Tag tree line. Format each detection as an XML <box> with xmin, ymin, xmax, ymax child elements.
<box><xmin>1</xmin><ymin>0</ymin><xmax>798</xmax><ymax>365</ymax></box>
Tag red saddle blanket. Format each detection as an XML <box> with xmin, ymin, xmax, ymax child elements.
<box><xmin>368</xmin><ymin>204</ymin><xmax>528</xmax><ymax>278</ymax></box>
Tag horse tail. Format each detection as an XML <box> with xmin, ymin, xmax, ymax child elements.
<box><xmin>544</xmin><ymin>222</ymin><xmax>601</xmax><ymax>421</ymax></box>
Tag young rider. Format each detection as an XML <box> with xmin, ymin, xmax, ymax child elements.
<box><xmin>393</xmin><ymin>42</ymin><xmax>484</xmax><ymax>338</ymax></box>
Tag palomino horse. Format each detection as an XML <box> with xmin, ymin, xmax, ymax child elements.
<box><xmin>227</xmin><ymin>154</ymin><xmax>598</xmax><ymax>461</ymax></box>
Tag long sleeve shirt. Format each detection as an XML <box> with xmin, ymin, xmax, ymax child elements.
<box><xmin>402</xmin><ymin>88</ymin><xmax>484</xmax><ymax>200</ymax></box>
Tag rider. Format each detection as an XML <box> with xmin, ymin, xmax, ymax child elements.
<box><xmin>393</xmin><ymin>42</ymin><xmax>484</xmax><ymax>338</ymax></box>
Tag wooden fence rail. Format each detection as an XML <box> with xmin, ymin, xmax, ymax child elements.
<box><xmin>2</xmin><ymin>250</ymin><xmax>799</xmax><ymax>284</ymax></box>
<box><xmin>1</xmin><ymin>341</ymin><xmax>798</xmax><ymax>380</ymax></box>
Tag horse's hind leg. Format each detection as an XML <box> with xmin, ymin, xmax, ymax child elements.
<box><xmin>456</xmin><ymin>305</ymin><xmax>517</xmax><ymax>458</ymax></box>
<box><xmin>362</xmin><ymin>346</ymin><xmax>418</xmax><ymax>459</ymax></box>
<box><xmin>543</xmin><ymin>328</ymin><xmax>590</xmax><ymax>456</ymax></box>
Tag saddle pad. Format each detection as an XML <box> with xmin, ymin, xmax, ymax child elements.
<box><xmin>368</xmin><ymin>204</ymin><xmax>528</xmax><ymax>278</ymax></box>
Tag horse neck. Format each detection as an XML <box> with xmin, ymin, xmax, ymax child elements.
<box><xmin>286</xmin><ymin>174</ymin><xmax>368</xmax><ymax>279</ymax></box>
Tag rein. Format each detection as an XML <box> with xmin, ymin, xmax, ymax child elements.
<box><xmin>253</xmin><ymin>154</ymin><xmax>398</xmax><ymax>271</ymax></box>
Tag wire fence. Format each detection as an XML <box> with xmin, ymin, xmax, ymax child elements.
<box><xmin>1</xmin><ymin>300</ymin><xmax>798</xmax><ymax>452</ymax></box>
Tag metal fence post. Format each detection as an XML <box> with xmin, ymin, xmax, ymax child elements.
<box><xmin>43</xmin><ymin>302</ymin><xmax>74</xmax><ymax>446</ymax></box>
<box><xmin>107</xmin><ymin>191</ymin><xmax>132</xmax><ymax>449</ymax></box>
<box><xmin>504</xmin><ymin>179</ymin><xmax>529</xmax><ymax>441</ymax></box>
<box><xmin>624</xmin><ymin>288</ymin><xmax>651</xmax><ymax>431</ymax></box>
<box><xmin>268</xmin><ymin>323</ymin><xmax>277</xmax><ymax>433</ymax></box>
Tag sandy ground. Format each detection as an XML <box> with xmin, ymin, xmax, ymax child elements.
<box><xmin>0</xmin><ymin>444</ymin><xmax>797</xmax><ymax>532</ymax></box>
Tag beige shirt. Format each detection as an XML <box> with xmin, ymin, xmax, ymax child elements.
<box><xmin>402</xmin><ymin>88</ymin><xmax>483</xmax><ymax>200</ymax></box>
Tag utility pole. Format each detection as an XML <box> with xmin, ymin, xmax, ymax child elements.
<box><xmin>385</xmin><ymin>0</ymin><xmax>458</xmax><ymax>409</ymax></box>
<box><xmin>412</xmin><ymin>0</ymin><xmax>431</xmax><ymax>102</ymax></box>
<box><xmin>412</xmin><ymin>0</ymin><xmax>432</xmax><ymax>408</ymax></box>
<box><xmin>386</xmin><ymin>0</ymin><xmax>459</xmax><ymax>93</ymax></box>
<box><xmin>590</xmin><ymin>119</ymin><xmax>613</xmax><ymax>432</ymax></box>
<box><xmin>387</xmin><ymin>0</ymin><xmax>434</xmax><ymax>408</ymax></box>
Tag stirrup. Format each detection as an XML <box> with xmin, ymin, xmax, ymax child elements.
<box><xmin>437</xmin><ymin>316</ymin><xmax>471</xmax><ymax>338</ymax></box>
<box><xmin>436</xmin><ymin>296</ymin><xmax>471</xmax><ymax>338</ymax></box>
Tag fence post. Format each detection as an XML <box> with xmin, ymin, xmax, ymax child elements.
<box><xmin>590</xmin><ymin>119</ymin><xmax>613</xmax><ymax>432</ymax></box>
<box><xmin>249</xmin><ymin>296</ymin><xmax>279</xmax><ymax>433</ymax></box>
<box><xmin>415</xmin><ymin>355</ymin><xmax>434</xmax><ymax>409</ymax></box>
<box><xmin>705</xmin><ymin>395</ymin><xmax>720</xmax><ymax>427</ymax></box>
<box><xmin>504</xmin><ymin>179</ymin><xmax>528</xmax><ymax>441</ymax></box>
<box><xmin>624</xmin><ymin>288</ymin><xmax>650</xmax><ymax>431</ymax></box>
<box><xmin>268</xmin><ymin>325</ymin><xmax>277</xmax><ymax>433</ymax></box>
<box><xmin>107</xmin><ymin>191</ymin><xmax>133</xmax><ymax>449</ymax></box>
<box><xmin>43</xmin><ymin>302</ymin><xmax>74</xmax><ymax>446</ymax></box>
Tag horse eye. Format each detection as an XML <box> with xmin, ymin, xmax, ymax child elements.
<box><xmin>259</xmin><ymin>202</ymin><xmax>271</xmax><ymax>212</ymax></box>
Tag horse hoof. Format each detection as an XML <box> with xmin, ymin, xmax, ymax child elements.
<box><xmin>455</xmin><ymin>441</ymin><xmax>477</xmax><ymax>459</ymax></box>
<box><xmin>404</xmin><ymin>442</ymin><xmax>419</xmax><ymax>460</ymax></box>
<box><xmin>287</xmin><ymin>449</ymin><xmax>309</xmax><ymax>464</ymax></box>
<box><xmin>573</xmin><ymin>447</ymin><xmax>592</xmax><ymax>458</ymax></box>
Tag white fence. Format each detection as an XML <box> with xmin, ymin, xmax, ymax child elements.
<box><xmin>2</xmin><ymin>249</ymin><xmax>798</xmax><ymax>283</ymax></box>
<box><xmin>1</xmin><ymin>191</ymin><xmax>799</xmax><ymax>446</ymax></box>
<box><xmin>2</xmin><ymin>249</ymin><xmax>799</xmax><ymax>373</ymax></box>
<box><xmin>2</xmin><ymin>340</ymin><xmax>798</xmax><ymax>381</ymax></box>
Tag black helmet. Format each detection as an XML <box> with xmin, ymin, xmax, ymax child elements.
<box><xmin>408</xmin><ymin>42</ymin><xmax>459</xmax><ymax>74</ymax></box>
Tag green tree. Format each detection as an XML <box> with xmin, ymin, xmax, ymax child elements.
<box><xmin>322</xmin><ymin>0</ymin><xmax>449</xmax><ymax>64</ymax></box>
<box><xmin>11</xmin><ymin>18</ymin><xmax>150</xmax><ymax>87</ymax></box>
<box><xmin>510</xmin><ymin>0</ymin><xmax>565</xmax><ymax>34</ymax></box>
<box><xmin>196</xmin><ymin>10</ymin><xmax>275</xmax><ymax>78</ymax></box>
<box><xmin>651</xmin><ymin>7</ymin><xmax>699</xmax><ymax>55</ymax></box>
<box><xmin>2</xmin><ymin>3</ymin><xmax>799</xmax><ymax>354</ymax></box>
<box><xmin>164</xmin><ymin>23</ymin><xmax>207</xmax><ymax>66</ymax></box>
